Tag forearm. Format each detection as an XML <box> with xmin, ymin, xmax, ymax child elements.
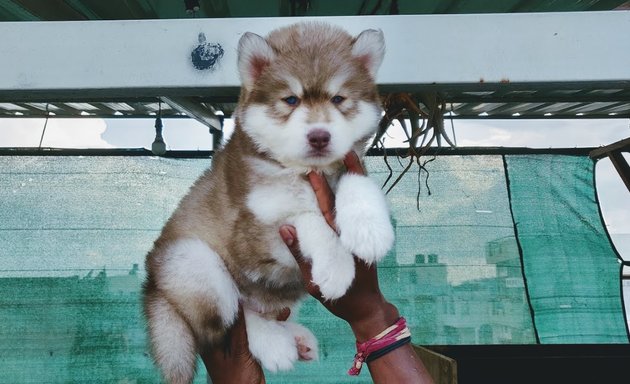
<box><xmin>348</xmin><ymin>302</ymin><xmax>435</xmax><ymax>384</ymax></box>
<box><xmin>366</xmin><ymin>343</ymin><xmax>434</xmax><ymax>384</ymax></box>
<box><xmin>206</xmin><ymin>364</ymin><xmax>265</xmax><ymax>384</ymax></box>
<box><xmin>203</xmin><ymin>352</ymin><xmax>266</xmax><ymax>384</ymax></box>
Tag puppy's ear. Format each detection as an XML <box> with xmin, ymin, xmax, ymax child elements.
<box><xmin>351</xmin><ymin>29</ymin><xmax>385</xmax><ymax>79</ymax></box>
<box><xmin>238</xmin><ymin>32</ymin><xmax>275</xmax><ymax>90</ymax></box>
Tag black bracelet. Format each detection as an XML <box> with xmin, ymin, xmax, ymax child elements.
<box><xmin>365</xmin><ymin>336</ymin><xmax>412</xmax><ymax>363</ymax></box>
<box><xmin>348</xmin><ymin>317</ymin><xmax>412</xmax><ymax>376</ymax></box>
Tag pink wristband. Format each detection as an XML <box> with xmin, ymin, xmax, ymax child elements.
<box><xmin>348</xmin><ymin>317</ymin><xmax>412</xmax><ymax>376</ymax></box>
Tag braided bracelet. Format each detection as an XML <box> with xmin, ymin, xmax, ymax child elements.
<box><xmin>348</xmin><ymin>316</ymin><xmax>412</xmax><ymax>376</ymax></box>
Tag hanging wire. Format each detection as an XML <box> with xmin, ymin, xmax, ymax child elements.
<box><xmin>449</xmin><ymin>102</ymin><xmax>457</xmax><ymax>147</ymax></box>
<box><xmin>38</xmin><ymin>103</ymin><xmax>50</xmax><ymax>149</ymax></box>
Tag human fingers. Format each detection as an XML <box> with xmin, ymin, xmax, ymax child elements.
<box><xmin>201</xmin><ymin>305</ymin><xmax>247</xmax><ymax>360</ymax></box>
<box><xmin>307</xmin><ymin>172</ymin><xmax>336</xmax><ymax>229</ymax></box>
<box><xmin>201</xmin><ymin>305</ymin><xmax>265</xmax><ymax>383</ymax></box>
<box><xmin>226</xmin><ymin>305</ymin><xmax>248</xmax><ymax>350</ymax></box>
<box><xmin>276</xmin><ymin>307</ymin><xmax>291</xmax><ymax>322</ymax></box>
<box><xmin>343</xmin><ymin>151</ymin><xmax>366</xmax><ymax>176</ymax></box>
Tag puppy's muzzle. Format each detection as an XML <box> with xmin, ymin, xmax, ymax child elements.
<box><xmin>307</xmin><ymin>129</ymin><xmax>331</xmax><ymax>151</ymax></box>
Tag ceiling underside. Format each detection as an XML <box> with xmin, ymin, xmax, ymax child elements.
<box><xmin>2</xmin><ymin>86</ymin><xmax>630</xmax><ymax>120</ymax></box>
<box><xmin>1</xmin><ymin>0</ymin><xmax>630</xmax><ymax>122</ymax></box>
<box><xmin>1</xmin><ymin>0</ymin><xmax>629</xmax><ymax>21</ymax></box>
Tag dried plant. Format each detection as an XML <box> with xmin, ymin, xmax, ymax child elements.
<box><xmin>372</xmin><ymin>92</ymin><xmax>455</xmax><ymax>196</ymax></box>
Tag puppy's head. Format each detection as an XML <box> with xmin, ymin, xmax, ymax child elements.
<box><xmin>236</xmin><ymin>22</ymin><xmax>385</xmax><ymax>171</ymax></box>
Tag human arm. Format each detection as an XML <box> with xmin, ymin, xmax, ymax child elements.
<box><xmin>199</xmin><ymin>306</ymin><xmax>267</xmax><ymax>384</ymax></box>
<box><xmin>278</xmin><ymin>151</ymin><xmax>435</xmax><ymax>384</ymax></box>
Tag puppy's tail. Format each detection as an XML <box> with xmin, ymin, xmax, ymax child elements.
<box><xmin>144</xmin><ymin>292</ymin><xmax>197</xmax><ymax>384</ymax></box>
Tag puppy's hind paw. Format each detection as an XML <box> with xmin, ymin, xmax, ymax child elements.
<box><xmin>335</xmin><ymin>174</ymin><xmax>394</xmax><ymax>264</ymax></box>
<box><xmin>257</xmin><ymin>343</ymin><xmax>298</xmax><ymax>372</ymax></box>
<box><xmin>283</xmin><ymin>322</ymin><xmax>319</xmax><ymax>362</ymax></box>
<box><xmin>245</xmin><ymin>312</ymin><xmax>298</xmax><ymax>372</ymax></box>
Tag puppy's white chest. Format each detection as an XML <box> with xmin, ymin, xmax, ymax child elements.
<box><xmin>244</xmin><ymin>156</ymin><xmax>321</xmax><ymax>225</ymax></box>
<box><xmin>246</xmin><ymin>178</ymin><xmax>317</xmax><ymax>225</ymax></box>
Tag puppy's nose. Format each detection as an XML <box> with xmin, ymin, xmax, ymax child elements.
<box><xmin>307</xmin><ymin>129</ymin><xmax>331</xmax><ymax>150</ymax></box>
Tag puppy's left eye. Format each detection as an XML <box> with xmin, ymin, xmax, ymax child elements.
<box><xmin>331</xmin><ymin>95</ymin><xmax>346</xmax><ymax>105</ymax></box>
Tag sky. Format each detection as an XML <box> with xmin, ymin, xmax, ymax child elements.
<box><xmin>0</xmin><ymin>115</ymin><xmax>629</xmax><ymax>259</ymax></box>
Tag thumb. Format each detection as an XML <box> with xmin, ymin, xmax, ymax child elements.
<box><xmin>279</xmin><ymin>225</ymin><xmax>298</xmax><ymax>252</ymax></box>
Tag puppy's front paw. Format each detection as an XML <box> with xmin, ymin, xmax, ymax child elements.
<box><xmin>335</xmin><ymin>173</ymin><xmax>394</xmax><ymax>264</ymax></box>
<box><xmin>294</xmin><ymin>214</ymin><xmax>357</xmax><ymax>300</ymax></box>
<box><xmin>310</xmin><ymin>249</ymin><xmax>355</xmax><ymax>300</ymax></box>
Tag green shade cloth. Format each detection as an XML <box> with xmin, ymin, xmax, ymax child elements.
<box><xmin>506</xmin><ymin>154</ymin><xmax>627</xmax><ymax>343</ymax></box>
<box><xmin>0</xmin><ymin>153</ymin><xmax>626</xmax><ymax>383</ymax></box>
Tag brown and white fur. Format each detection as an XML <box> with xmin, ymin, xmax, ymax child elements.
<box><xmin>142</xmin><ymin>22</ymin><xmax>394</xmax><ymax>384</ymax></box>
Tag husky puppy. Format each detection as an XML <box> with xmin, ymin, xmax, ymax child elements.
<box><xmin>142</xmin><ymin>22</ymin><xmax>394</xmax><ymax>383</ymax></box>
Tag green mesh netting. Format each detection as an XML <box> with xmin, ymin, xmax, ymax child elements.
<box><xmin>506</xmin><ymin>154</ymin><xmax>628</xmax><ymax>343</ymax></box>
<box><xmin>368</xmin><ymin>155</ymin><xmax>537</xmax><ymax>345</ymax></box>
<box><xmin>0</xmin><ymin>153</ymin><xmax>626</xmax><ymax>383</ymax></box>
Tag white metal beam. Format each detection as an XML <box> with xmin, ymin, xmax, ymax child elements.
<box><xmin>0</xmin><ymin>11</ymin><xmax>629</xmax><ymax>99</ymax></box>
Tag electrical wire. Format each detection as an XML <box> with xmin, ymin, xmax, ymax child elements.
<box><xmin>450</xmin><ymin>102</ymin><xmax>457</xmax><ymax>146</ymax></box>
<box><xmin>38</xmin><ymin>103</ymin><xmax>50</xmax><ymax>149</ymax></box>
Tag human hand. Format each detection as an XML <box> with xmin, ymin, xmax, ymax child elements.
<box><xmin>280</xmin><ymin>152</ymin><xmax>434</xmax><ymax>383</ymax></box>
<box><xmin>200</xmin><ymin>306</ymin><xmax>291</xmax><ymax>384</ymax></box>
<box><xmin>199</xmin><ymin>306</ymin><xmax>265</xmax><ymax>384</ymax></box>
<box><xmin>279</xmin><ymin>152</ymin><xmax>399</xmax><ymax>341</ymax></box>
